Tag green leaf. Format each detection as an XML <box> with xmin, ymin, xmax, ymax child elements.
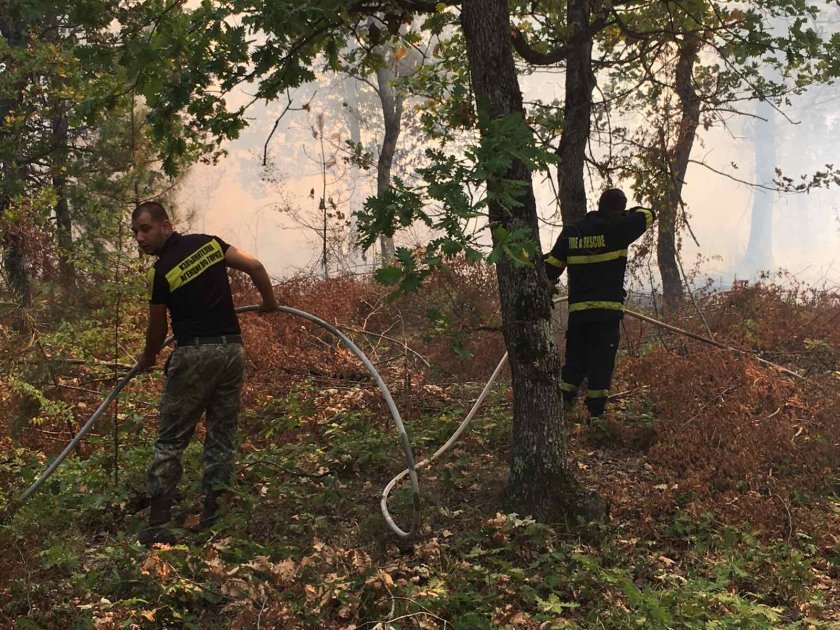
<box><xmin>374</xmin><ymin>266</ymin><xmax>402</xmax><ymax>286</ymax></box>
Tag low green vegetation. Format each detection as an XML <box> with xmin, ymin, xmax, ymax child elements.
<box><xmin>2</xmin><ymin>374</ymin><xmax>838</xmax><ymax>628</ymax></box>
<box><xmin>1</xmin><ymin>276</ymin><xmax>838</xmax><ymax>627</ymax></box>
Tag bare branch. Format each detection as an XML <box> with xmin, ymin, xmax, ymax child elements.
<box><xmin>262</xmin><ymin>90</ymin><xmax>317</xmax><ymax>166</ymax></box>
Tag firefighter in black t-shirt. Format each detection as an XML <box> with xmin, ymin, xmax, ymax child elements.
<box><xmin>132</xmin><ymin>201</ymin><xmax>278</xmax><ymax>546</ymax></box>
<box><xmin>544</xmin><ymin>189</ymin><xmax>656</xmax><ymax>419</ymax></box>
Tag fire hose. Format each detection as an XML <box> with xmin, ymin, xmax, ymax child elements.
<box><xmin>15</xmin><ymin>305</ymin><xmax>421</xmax><ymax>538</ymax></box>
<box><xmin>12</xmin><ymin>298</ymin><xmax>805</xmax><ymax>539</ymax></box>
<box><xmin>378</xmin><ymin>297</ymin><xmax>808</xmax><ymax>513</ymax></box>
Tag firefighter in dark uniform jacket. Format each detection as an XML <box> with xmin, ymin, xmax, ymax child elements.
<box><xmin>544</xmin><ymin>189</ymin><xmax>655</xmax><ymax>418</ymax></box>
<box><xmin>132</xmin><ymin>201</ymin><xmax>278</xmax><ymax>546</ymax></box>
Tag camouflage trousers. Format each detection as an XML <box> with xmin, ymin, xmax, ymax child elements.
<box><xmin>147</xmin><ymin>342</ymin><xmax>246</xmax><ymax>499</ymax></box>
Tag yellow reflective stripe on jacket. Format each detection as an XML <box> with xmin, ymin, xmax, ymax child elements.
<box><xmin>568</xmin><ymin>300</ymin><xmax>625</xmax><ymax>313</ymax></box>
<box><xmin>638</xmin><ymin>208</ymin><xmax>654</xmax><ymax>230</ymax></box>
<box><xmin>586</xmin><ymin>389</ymin><xmax>609</xmax><ymax>398</ymax></box>
<box><xmin>545</xmin><ymin>255</ymin><xmax>566</xmax><ymax>270</ymax></box>
<box><xmin>165</xmin><ymin>239</ymin><xmax>224</xmax><ymax>291</ymax></box>
<box><xmin>560</xmin><ymin>382</ymin><xmax>578</xmax><ymax>393</ymax></box>
<box><xmin>146</xmin><ymin>268</ymin><xmax>156</xmax><ymax>300</ymax></box>
<box><xmin>567</xmin><ymin>249</ymin><xmax>627</xmax><ymax>264</ymax></box>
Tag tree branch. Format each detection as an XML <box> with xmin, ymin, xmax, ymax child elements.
<box><xmin>510</xmin><ymin>27</ymin><xmax>569</xmax><ymax>65</ymax></box>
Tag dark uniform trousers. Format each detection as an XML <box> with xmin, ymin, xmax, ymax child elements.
<box><xmin>560</xmin><ymin>319</ymin><xmax>620</xmax><ymax>417</ymax></box>
<box><xmin>147</xmin><ymin>343</ymin><xmax>246</xmax><ymax>499</ymax></box>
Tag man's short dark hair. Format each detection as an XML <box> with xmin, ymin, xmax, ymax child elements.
<box><xmin>598</xmin><ymin>188</ymin><xmax>627</xmax><ymax>214</ymax></box>
<box><xmin>132</xmin><ymin>201</ymin><xmax>170</xmax><ymax>222</ymax></box>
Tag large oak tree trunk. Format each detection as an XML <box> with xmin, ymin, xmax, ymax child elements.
<box><xmin>557</xmin><ymin>0</ymin><xmax>596</xmax><ymax>224</ymax></box>
<box><xmin>461</xmin><ymin>0</ymin><xmax>600</xmax><ymax>521</ymax></box>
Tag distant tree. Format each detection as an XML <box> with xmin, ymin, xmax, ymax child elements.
<box><xmin>266</xmin><ymin>110</ymin><xmax>356</xmax><ymax>278</ymax></box>
<box><xmin>0</xmin><ymin>0</ymin><xmax>186</xmax><ymax>318</ymax></box>
<box><xmin>597</xmin><ymin>2</ymin><xmax>840</xmax><ymax>305</ymax></box>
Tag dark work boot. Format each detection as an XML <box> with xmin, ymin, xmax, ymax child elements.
<box><xmin>200</xmin><ymin>490</ymin><xmax>229</xmax><ymax>530</ymax></box>
<box><xmin>585</xmin><ymin>399</ymin><xmax>607</xmax><ymax>420</ymax></box>
<box><xmin>138</xmin><ymin>495</ymin><xmax>177</xmax><ymax>547</ymax></box>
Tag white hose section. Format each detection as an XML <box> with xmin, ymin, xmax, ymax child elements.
<box><xmin>17</xmin><ymin>304</ymin><xmax>421</xmax><ymax>539</ymax></box>
<box><xmin>19</xmin><ymin>364</ymin><xmax>142</xmax><ymax>502</ymax></box>
<box><xmin>380</xmin><ymin>296</ymin><xmax>569</xmax><ymax>518</ymax></box>
<box><xmin>380</xmin><ymin>351</ymin><xmax>508</xmax><ymax>508</ymax></box>
<box><xmin>257</xmin><ymin>305</ymin><xmax>421</xmax><ymax>538</ymax></box>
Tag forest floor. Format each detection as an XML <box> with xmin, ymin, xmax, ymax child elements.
<box><xmin>0</xmin><ymin>273</ymin><xmax>838</xmax><ymax>628</ymax></box>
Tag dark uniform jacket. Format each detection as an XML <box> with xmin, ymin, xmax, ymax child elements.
<box><xmin>544</xmin><ymin>207</ymin><xmax>656</xmax><ymax>322</ymax></box>
<box><xmin>148</xmin><ymin>232</ymin><xmax>240</xmax><ymax>341</ymax></box>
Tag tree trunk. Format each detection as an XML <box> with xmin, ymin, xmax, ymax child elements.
<box><xmin>44</xmin><ymin>10</ymin><xmax>75</xmax><ymax>288</ymax></box>
<box><xmin>2</xmin><ymin>231</ymin><xmax>31</xmax><ymax>306</ymax></box>
<box><xmin>343</xmin><ymin>74</ymin><xmax>366</xmax><ymax>265</ymax></box>
<box><xmin>461</xmin><ymin>0</ymin><xmax>600</xmax><ymax>522</ymax></box>
<box><xmin>659</xmin><ymin>36</ymin><xmax>700</xmax><ymax>308</ymax></box>
<box><xmin>375</xmin><ymin>54</ymin><xmax>401</xmax><ymax>263</ymax></box>
<box><xmin>740</xmin><ymin>99</ymin><xmax>775</xmax><ymax>277</ymax></box>
<box><xmin>52</xmin><ymin>109</ymin><xmax>76</xmax><ymax>287</ymax></box>
<box><xmin>557</xmin><ymin>0</ymin><xmax>596</xmax><ymax>224</ymax></box>
<box><xmin>0</xmin><ymin>10</ymin><xmax>31</xmax><ymax>309</ymax></box>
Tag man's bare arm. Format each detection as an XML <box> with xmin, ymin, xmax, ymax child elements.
<box><xmin>225</xmin><ymin>246</ymin><xmax>278</xmax><ymax>311</ymax></box>
<box><xmin>137</xmin><ymin>303</ymin><xmax>168</xmax><ymax>369</ymax></box>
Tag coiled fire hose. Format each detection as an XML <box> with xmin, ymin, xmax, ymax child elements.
<box><xmin>16</xmin><ymin>305</ymin><xmax>421</xmax><ymax>539</ymax></box>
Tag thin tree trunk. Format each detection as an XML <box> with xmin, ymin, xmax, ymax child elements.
<box><xmin>52</xmin><ymin>109</ymin><xmax>75</xmax><ymax>287</ymax></box>
<box><xmin>2</xmin><ymin>232</ymin><xmax>31</xmax><ymax>306</ymax></box>
<box><xmin>0</xmin><ymin>10</ymin><xmax>31</xmax><ymax>310</ymax></box>
<box><xmin>741</xmin><ymin>99</ymin><xmax>775</xmax><ymax>276</ymax></box>
<box><xmin>659</xmin><ymin>35</ymin><xmax>700</xmax><ymax>308</ymax></box>
<box><xmin>557</xmin><ymin>0</ymin><xmax>596</xmax><ymax>224</ymax></box>
<box><xmin>375</xmin><ymin>54</ymin><xmax>402</xmax><ymax>263</ymax></box>
<box><xmin>343</xmin><ymin>75</ymin><xmax>365</xmax><ymax>264</ymax></box>
<box><xmin>461</xmin><ymin>0</ymin><xmax>601</xmax><ymax>521</ymax></box>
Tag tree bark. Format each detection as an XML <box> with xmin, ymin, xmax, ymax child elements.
<box><xmin>52</xmin><ymin>109</ymin><xmax>76</xmax><ymax>287</ymax></box>
<box><xmin>375</xmin><ymin>51</ymin><xmax>402</xmax><ymax>263</ymax></box>
<box><xmin>343</xmin><ymin>73</ymin><xmax>366</xmax><ymax>265</ymax></box>
<box><xmin>557</xmin><ymin>0</ymin><xmax>596</xmax><ymax>224</ymax></box>
<box><xmin>659</xmin><ymin>35</ymin><xmax>700</xmax><ymax>308</ymax></box>
<box><xmin>461</xmin><ymin>0</ymin><xmax>599</xmax><ymax>521</ymax></box>
<box><xmin>0</xmin><ymin>9</ymin><xmax>32</xmax><ymax>309</ymax></box>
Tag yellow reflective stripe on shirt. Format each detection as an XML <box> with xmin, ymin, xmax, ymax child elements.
<box><xmin>638</xmin><ymin>208</ymin><xmax>654</xmax><ymax>230</ymax></box>
<box><xmin>165</xmin><ymin>239</ymin><xmax>225</xmax><ymax>291</ymax></box>
<box><xmin>545</xmin><ymin>255</ymin><xmax>565</xmax><ymax>269</ymax></box>
<box><xmin>146</xmin><ymin>268</ymin><xmax>156</xmax><ymax>300</ymax></box>
<box><xmin>568</xmin><ymin>300</ymin><xmax>625</xmax><ymax>313</ymax></box>
<box><xmin>566</xmin><ymin>249</ymin><xmax>627</xmax><ymax>264</ymax></box>
<box><xmin>586</xmin><ymin>389</ymin><xmax>609</xmax><ymax>398</ymax></box>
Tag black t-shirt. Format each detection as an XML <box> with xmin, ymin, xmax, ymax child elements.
<box><xmin>148</xmin><ymin>232</ymin><xmax>240</xmax><ymax>339</ymax></box>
